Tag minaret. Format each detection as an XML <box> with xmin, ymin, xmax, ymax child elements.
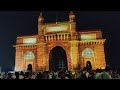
<box><xmin>38</xmin><ymin>12</ymin><xmax>43</xmax><ymax>25</ymax></box>
<box><xmin>38</xmin><ymin>12</ymin><xmax>44</xmax><ymax>35</ymax></box>
<box><xmin>69</xmin><ymin>11</ymin><xmax>77</xmax><ymax>36</ymax></box>
<box><xmin>69</xmin><ymin>11</ymin><xmax>75</xmax><ymax>22</ymax></box>
<box><xmin>37</xmin><ymin>12</ymin><xmax>46</xmax><ymax>71</ymax></box>
<box><xmin>69</xmin><ymin>11</ymin><xmax>79</xmax><ymax>70</ymax></box>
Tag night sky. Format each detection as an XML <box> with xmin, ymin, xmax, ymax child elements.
<box><xmin>0</xmin><ymin>11</ymin><xmax>119</xmax><ymax>70</ymax></box>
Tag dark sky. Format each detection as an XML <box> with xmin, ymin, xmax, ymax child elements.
<box><xmin>0</xmin><ymin>11</ymin><xmax>119</xmax><ymax>70</ymax></box>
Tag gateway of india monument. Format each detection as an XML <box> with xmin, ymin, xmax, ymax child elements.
<box><xmin>13</xmin><ymin>11</ymin><xmax>106</xmax><ymax>72</ymax></box>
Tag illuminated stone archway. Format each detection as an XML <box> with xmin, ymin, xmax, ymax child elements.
<box><xmin>14</xmin><ymin>12</ymin><xmax>106</xmax><ymax>72</ymax></box>
<box><xmin>48</xmin><ymin>46</ymin><xmax>68</xmax><ymax>71</ymax></box>
<box><xmin>46</xmin><ymin>43</ymin><xmax>71</xmax><ymax>71</ymax></box>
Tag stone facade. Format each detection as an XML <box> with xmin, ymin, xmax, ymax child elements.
<box><xmin>14</xmin><ymin>11</ymin><xmax>106</xmax><ymax>71</ymax></box>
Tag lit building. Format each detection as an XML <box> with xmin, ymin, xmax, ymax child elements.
<box><xmin>13</xmin><ymin>11</ymin><xmax>106</xmax><ymax>72</ymax></box>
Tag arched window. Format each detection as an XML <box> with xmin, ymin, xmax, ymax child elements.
<box><xmin>24</xmin><ymin>51</ymin><xmax>35</xmax><ymax>60</ymax></box>
<box><xmin>82</xmin><ymin>48</ymin><xmax>94</xmax><ymax>57</ymax></box>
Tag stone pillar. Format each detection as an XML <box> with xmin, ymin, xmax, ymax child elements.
<box><xmin>36</xmin><ymin>42</ymin><xmax>44</xmax><ymax>71</ymax></box>
<box><xmin>70</xmin><ymin>22</ymin><xmax>77</xmax><ymax>40</ymax></box>
<box><xmin>57</xmin><ymin>34</ymin><xmax>60</xmax><ymax>40</ymax></box>
<box><xmin>94</xmin><ymin>40</ymin><xmax>106</xmax><ymax>69</ymax></box>
<box><xmin>45</xmin><ymin>36</ymin><xmax>47</xmax><ymax>41</ymax></box>
<box><xmin>61</xmin><ymin>34</ymin><xmax>62</xmax><ymax>40</ymax></box>
<box><xmin>48</xmin><ymin>35</ymin><xmax>50</xmax><ymax>41</ymax></box>
<box><xmin>64</xmin><ymin>34</ymin><xmax>65</xmax><ymax>40</ymax></box>
<box><xmin>15</xmin><ymin>49</ymin><xmax>24</xmax><ymax>71</ymax></box>
<box><xmin>67</xmin><ymin>34</ymin><xmax>69</xmax><ymax>40</ymax></box>
<box><xmin>54</xmin><ymin>35</ymin><xmax>56</xmax><ymax>41</ymax></box>
<box><xmin>43</xmin><ymin>43</ymin><xmax>47</xmax><ymax>71</ymax></box>
<box><xmin>70</xmin><ymin>40</ymin><xmax>79</xmax><ymax>70</ymax></box>
<box><xmin>67</xmin><ymin>42</ymin><xmax>72</xmax><ymax>70</ymax></box>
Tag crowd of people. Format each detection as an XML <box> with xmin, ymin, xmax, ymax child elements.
<box><xmin>0</xmin><ymin>61</ymin><xmax>120</xmax><ymax>79</ymax></box>
<box><xmin>0</xmin><ymin>67</ymin><xmax>119</xmax><ymax>79</ymax></box>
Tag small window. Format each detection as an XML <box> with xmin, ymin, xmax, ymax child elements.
<box><xmin>82</xmin><ymin>48</ymin><xmax>94</xmax><ymax>57</ymax></box>
<box><xmin>24</xmin><ymin>51</ymin><xmax>35</xmax><ymax>60</ymax></box>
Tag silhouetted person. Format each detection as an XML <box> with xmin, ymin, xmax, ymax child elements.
<box><xmin>100</xmin><ymin>66</ymin><xmax>112</xmax><ymax>79</ymax></box>
<box><xmin>15</xmin><ymin>72</ymin><xmax>19</xmax><ymax>79</ymax></box>
<box><xmin>7</xmin><ymin>73</ymin><xmax>12</xmax><ymax>79</ymax></box>
<box><xmin>19</xmin><ymin>71</ymin><xmax>24</xmax><ymax>79</ymax></box>
<box><xmin>58</xmin><ymin>71</ymin><xmax>65</xmax><ymax>79</ymax></box>
<box><xmin>27</xmin><ymin>64</ymin><xmax>32</xmax><ymax>72</ymax></box>
<box><xmin>24</xmin><ymin>72</ymin><xmax>31</xmax><ymax>79</ymax></box>
<box><xmin>86</xmin><ymin>61</ymin><xmax>92</xmax><ymax>71</ymax></box>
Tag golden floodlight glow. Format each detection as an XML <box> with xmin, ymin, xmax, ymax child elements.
<box><xmin>14</xmin><ymin>12</ymin><xmax>106</xmax><ymax>72</ymax></box>
<box><xmin>23</xmin><ymin>38</ymin><xmax>37</xmax><ymax>44</ymax></box>
<box><xmin>101</xmin><ymin>67</ymin><xmax>105</xmax><ymax>69</ymax></box>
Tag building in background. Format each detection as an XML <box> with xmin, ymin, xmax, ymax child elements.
<box><xmin>13</xmin><ymin>11</ymin><xmax>106</xmax><ymax>72</ymax></box>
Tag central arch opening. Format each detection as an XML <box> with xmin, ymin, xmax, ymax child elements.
<box><xmin>49</xmin><ymin>46</ymin><xmax>68</xmax><ymax>71</ymax></box>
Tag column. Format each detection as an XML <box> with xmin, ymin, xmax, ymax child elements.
<box><xmin>36</xmin><ymin>43</ymin><xmax>44</xmax><ymax>71</ymax></box>
<box><xmin>61</xmin><ymin>34</ymin><xmax>62</xmax><ymax>40</ymax></box>
<box><xmin>43</xmin><ymin>43</ymin><xmax>47</xmax><ymax>71</ymax></box>
<box><xmin>70</xmin><ymin>40</ymin><xmax>79</xmax><ymax>70</ymax></box>
<box><xmin>67</xmin><ymin>34</ymin><xmax>69</xmax><ymax>40</ymax></box>
<box><xmin>54</xmin><ymin>34</ymin><xmax>56</xmax><ymax>41</ymax></box>
<box><xmin>64</xmin><ymin>34</ymin><xmax>65</xmax><ymax>40</ymax></box>
<box><xmin>15</xmin><ymin>49</ymin><xmax>24</xmax><ymax>71</ymax></box>
<box><xmin>48</xmin><ymin>35</ymin><xmax>50</xmax><ymax>41</ymax></box>
<box><xmin>51</xmin><ymin>35</ymin><xmax>53</xmax><ymax>41</ymax></box>
<box><xmin>57</xmin><ymin>34</ymin><xmax>60</xmax><ymax>40</ymax></box>
<box><xmin>45</xmin><ymin>36</ymin><xmax>47</xmax><ymax>41</ymax></box>
<box><xmin>94</xmin><ymin>39</ymin><xmax>106</xmax><ymax>69</ymax></box>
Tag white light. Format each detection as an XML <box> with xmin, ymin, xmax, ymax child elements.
<box><xmin>23</xmin><ymin>38</ymin><xmax>37</xmax><ymax>44</ymax></box>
